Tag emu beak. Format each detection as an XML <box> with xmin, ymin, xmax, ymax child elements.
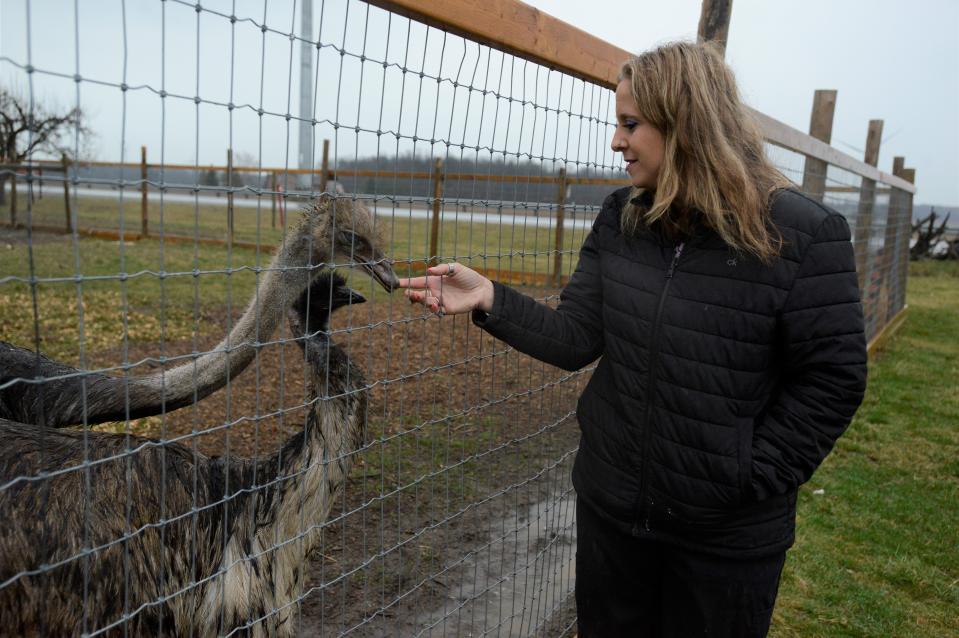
<box><xmin>349</xmin><ymin>289</ymin><xmax>367</xmax><ymax>305</ymax></box>
<box><xmin>363</xmin><ymin>251</ymin><xmax>400</xmax><ymax>292</ymax></box>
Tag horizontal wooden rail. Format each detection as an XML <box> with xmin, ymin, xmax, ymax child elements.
<box><xmin>825</xmin><ymin>185</ymin><xmax>893</xmax><ymax>194</ymax></box>
<box><xmin>365</xmin><ymin>0</ymin><xmax>629</xmax><ymax>87</ymax></box>
<box><xmin>750</xmin><ymin>109</ymin><xmax>915</xmax><ymax>194</ymax></box>
<box><xmin>0</xmin><ymin>163</ymin><xmax>64</xmax><ymax>172</ymax></box>
<box><xmin>866</xmin><ymin>306</ymin><xmax>908</xmax><ymax>356</ymax></box>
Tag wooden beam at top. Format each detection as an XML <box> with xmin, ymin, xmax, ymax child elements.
<box><xmin>751</xmin><ymin>108</ymin><xmax>915</xmax><ymax>194</ymax></box>
<box><xmin>364</xmin><ymin>0</ymin><xmax>632</xmax><ymax>88</ymax></box>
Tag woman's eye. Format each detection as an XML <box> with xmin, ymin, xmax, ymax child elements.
<box><xmin>621</xmin><ymin>120</ymin><xmax>638</xmax><ymax>131</ymax></box>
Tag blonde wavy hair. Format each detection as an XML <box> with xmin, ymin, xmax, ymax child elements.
<box><xmin>619</xmin><ymin>41</ymin><xmax>791</xmax><ymax>261</ymax></box>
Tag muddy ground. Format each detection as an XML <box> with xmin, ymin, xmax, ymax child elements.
<box><xmin>82</xmin><ymin>286</ymin><xmax>587</xmax><ymax>636</ymax></box>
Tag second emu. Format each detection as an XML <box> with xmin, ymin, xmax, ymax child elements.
<box><xmin>0</xmin><ymin>271</ymin><xmax>369</xmax><ymax>637</ymax></box>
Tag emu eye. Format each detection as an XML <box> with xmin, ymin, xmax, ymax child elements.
<box><xmin>336</xmin><ymin>230</ymin><xmax>358</xmax><ymax>246</ymax></box>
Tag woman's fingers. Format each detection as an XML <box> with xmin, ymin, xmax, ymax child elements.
<box><xmin>405</xmin><ymin>289</ymin><xmax>440</xmax><ymax>305</ymax></box>
<box><xmin>405</xmin><ymin>289</ymin><xmax>446</xmax><ymax>316</ymax></box>
<box><xmin>405</xmin><ymin>290</ymin><xmax>428</xmax><ymax>303</ymax></box>
<box><xmin>399</xmin><ymin>262</ymin><xmax>486</xmax><ymax>316</ymax></box>
<box><xmin>427</xmin><ymin>262</ymin><xmax>458</xmax><ymax>277</ymax></box>
<box><xmin>397</xmin><ymin>275</ymin><xmax>437</xmax><ymax>289</ymax></box>
<box><xmin>397</xmin><ymin>263</ymin><xmax>461</xmax><ymax>289</ymax></box>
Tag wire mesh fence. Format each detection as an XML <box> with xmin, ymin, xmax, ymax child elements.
<box><xmin>0</xmin><ymin>1</ymin><xmax>914</xmax><ymax>636</ymax></box>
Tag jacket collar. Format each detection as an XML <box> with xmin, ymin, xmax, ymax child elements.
<box><xmin>627</xmin><ymin>190</ymin><xmax>716</xmax><ymax>248</ymax></box>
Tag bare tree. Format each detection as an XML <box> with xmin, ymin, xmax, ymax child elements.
<box><xmin>0</xmin><ymin>87</ymin><xmax>85</xmax><ymax>210</ymax></box>
<box><xmin>910</xmin><ymin>208</ymin><xmax>955</xmax><ymax>260</ymax></box>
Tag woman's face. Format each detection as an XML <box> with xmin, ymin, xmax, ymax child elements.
<box><xmin>611</xmin><ymin>80</ymin><xmax>665</xmax><ymax>190</ymax></box>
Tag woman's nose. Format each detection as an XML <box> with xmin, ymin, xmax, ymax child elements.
<box><xmin>610</xmin><ymin>131</ymin><xmax>625</xmax><ymax>152</ymax></box>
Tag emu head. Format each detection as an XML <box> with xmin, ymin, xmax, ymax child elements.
<box><xmin>304</xmin><ymin>192</ymin><xmax>399</xmax><ymax>292</ymax></box>
<box><xmin>288</xmin><ymin>270</ymin><xmax>366</xmax><ymax>340</ymax></box>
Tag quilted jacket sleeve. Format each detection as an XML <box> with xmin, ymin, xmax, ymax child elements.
<box><xmin>750</xmin><ymin>213</ymin><xmax>868</xmax><ymax>501</ymax></box>
<box><xmin>470</xmin><ymin>200</ymin><xmax>609</xmax><ymax>371</ymax></box>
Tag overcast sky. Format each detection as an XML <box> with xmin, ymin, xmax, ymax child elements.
<box><xmin>1</xmin><ymin>0</ymin><xmax>956</xmax><ymax>205</ymax></box>
<box><xmin>525</xmin><ymin>0</ymin><xmax>959</xmax><ymax>206</ymax></box>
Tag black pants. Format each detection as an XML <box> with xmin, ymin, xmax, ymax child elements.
<box><xmin>575</xmin><ymin>498</ymin><xmax>786</xmax><ymax>638</ymax></box>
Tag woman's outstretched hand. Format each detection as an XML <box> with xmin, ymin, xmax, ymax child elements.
<box><xmin>397</xmin><ymin>262</ymin><xmax>494</xmax><ymax>316</ymax></box>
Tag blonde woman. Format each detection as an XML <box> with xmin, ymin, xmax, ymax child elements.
<box><xmin>399</xmin><ymin>42</ymin><xmax>866</xmax><ymax>637</ymax></box>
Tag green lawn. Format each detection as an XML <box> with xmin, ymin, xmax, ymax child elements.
<box><xmin>772</xmin><ymin>260</ymin><xmax>959</xmax><ymax>637</ymax></box>
<box><xmin>1</xmin><ymin>196</ymin><xmax>586</xmax><ymax>364</ymax></box>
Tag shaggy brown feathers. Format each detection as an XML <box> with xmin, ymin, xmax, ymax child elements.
<box><xmin>0</xmin><ymin>272</ymin><xmax>369</xmax><ymax>637</ymax></box>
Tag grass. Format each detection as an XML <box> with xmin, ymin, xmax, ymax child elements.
<box><xmin>0</xmin><ymin>237</ymin><xmax>265</xmax><ymax>362</ymax></box>
<box><xmin>0</xmin><ymin>195</ymin><xmax>585</xmax><ymax>364</ymax></box>
<box><xmin>771</xmin><ymin>260</ymin><xmax>959</xmax><ymax>637</ymax></box>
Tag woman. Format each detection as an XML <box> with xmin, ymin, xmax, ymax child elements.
<box><xmin>399</xmin><ymin>41</ymin><xmax>866</xmax><ymax>637</ymax></box>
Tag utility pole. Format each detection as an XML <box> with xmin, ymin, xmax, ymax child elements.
<box><xmin>298</xmin><ymin>0</ymin><xmax>314</xmax><ymax>189</ymax></box>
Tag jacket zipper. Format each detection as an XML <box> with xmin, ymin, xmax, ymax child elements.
<box><xmin>632</xmin><ymin>242</ymin><xmax>685</xmax><ymax>536</ymax></box>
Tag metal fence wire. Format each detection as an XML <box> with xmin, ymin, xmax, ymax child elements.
<box><xmin>0</xmin><ymin>1</ymin><xmax>913</xmax><ymax>637</ymax></box>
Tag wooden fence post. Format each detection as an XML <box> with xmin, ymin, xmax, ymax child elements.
<box><xmin>854</xmin><ymin>119</ymin><xmax>883</xmax><ymax>290</ymax></box>
<box><xmin>894</xmin><ymin>158</ymin><xmax>914</xmax><ymax>312</ymax></box>
<box><xmin>140</xmin><ymin>145</ymin><xmax>149</xmax><ymax>237</ymax></box>
<box><xmin>227</xmin><ymin>148</ymin><xmax>234</xmax><ymax>244</ymax></box>
<box><xmin>429</xmin><ymin>157</ymin><xmax>444</xmax><ymax>267</ymax></box>
<box><xmin>271</xmin><ymin>171</ymin><xmax>277</xmax><ymax>229</ymax></box>
<box><xmin>801</xmin><ymin>89</ymin><xmax>837</xmax><ymax>202</ymax></box>
<box><xmin>553</xmin><ymin>167</ymin><xmax>568</xmax><ymax>287</ymax></box>
<box><xmin>320</xmin><ymin>139</ymin><xmax>330</xmax><ymax>192</ymax></box>
<box><xmin>879</xmin><ymin>155</ymin><xmax>906</xmax><ymax>326</ymax></box>
<box><xmin>9</xmin><ymin>166</ymin><xmax>17</xmax><ymax>227</ymax></box>
<box><xmin>899</xmin><ymin>168</ymin><xmax>916</xmax><ymax>305</ymax></box>
<box><xmin>61</xmin><ymin>154</ymin><xmax>72</xmax><ymax>232</ymax></box>
<box><xmin>697</xmin><ymin>0</ymin><xmax>734</xmax><ymax>56</ymax></box>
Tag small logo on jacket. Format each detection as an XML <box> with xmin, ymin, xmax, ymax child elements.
<box><xmin>726</xmin><ymin>258</ymin><xmax>738</xmax><ymax>267</ymax></box>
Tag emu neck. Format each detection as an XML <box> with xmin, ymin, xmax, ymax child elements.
<box><xmin>251</xmin><ymin>339</ymin><xmax>364</xmax><ymax>543</ymax></box>
<box><xmin>145</xmin><ymin>223</ymin><xmax>319</xmax><ymax>412</ymax></box>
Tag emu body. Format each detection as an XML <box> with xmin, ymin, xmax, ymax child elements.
<box><xmin>0</xmin><ymin>273</ymin><xmax>368</xmax><ymax>637</ymax></box>
<box><xmin>0</xmin><ymin>193</ymin><xmax>395</xmax><ymax>429</ymax></box>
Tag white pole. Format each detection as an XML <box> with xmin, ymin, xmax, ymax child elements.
<box><xmin>298</xmin><ymin>0</ymin><xmax>314</xmax><ymax>189</ymax></box>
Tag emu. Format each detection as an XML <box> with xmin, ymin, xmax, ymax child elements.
<box><xmin>0</xmin><ymin>271</ymin><xmax>370</xmax><ymax>637</ymax></box>
<box><xmin>0</xmin><ymin>192</ymin><xmax>396</xmax><ymax>428</ymax></box>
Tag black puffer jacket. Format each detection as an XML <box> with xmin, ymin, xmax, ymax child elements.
<box><xmin>473</xmin><ymin>187</ymin><xmax>867</xmax><ymax>557</ymax></box>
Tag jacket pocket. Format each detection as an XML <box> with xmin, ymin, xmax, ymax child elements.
<box><xmin>660</xmin><ymin>497</ymin><xmax>740</xmax><ymax>529</ymax></box>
